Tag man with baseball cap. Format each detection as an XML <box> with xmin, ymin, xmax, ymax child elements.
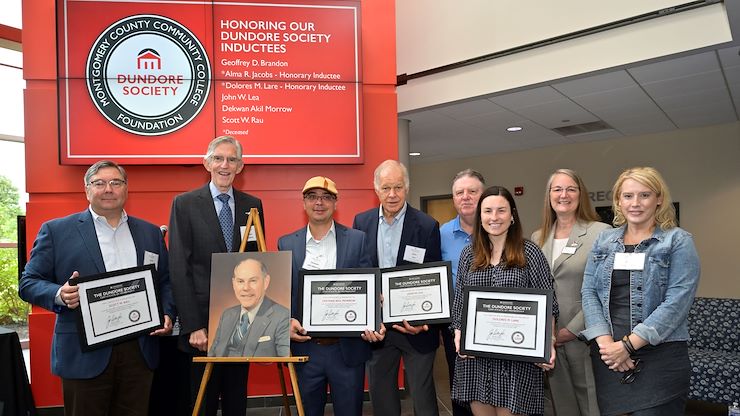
<box><xmin>278</xmin><ymin>176</ymin><xmax>384</xmax><ymax>416</ymax></box>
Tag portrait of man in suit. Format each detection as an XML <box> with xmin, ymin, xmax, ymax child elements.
<box><xmin>19</xmin><ymin>160</ymin><xmax>175</xmax><ymax>416</ymax></box>
<box><xmin>208</xmin><ymin>258</ymin><xmax>290</xmax><ymax>357</ymax></box>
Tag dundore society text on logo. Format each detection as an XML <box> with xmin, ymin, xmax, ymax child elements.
<box><xmin>86</xmin><ymin>15</ymin><xmax>210</xmax><ymax>135</ymax></box>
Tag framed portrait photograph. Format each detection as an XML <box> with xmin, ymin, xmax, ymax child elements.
<box><xmin>380</xmin><ymin>261</ymin><xmax>452</xmax><ymax>326</ymax></box>
<box><xmin>74</xmin><ymin>264</ymin><xmax>163</xmax><ymax>351</ymax></box>
<box><xmin>460</xmin><ymin>286</ymin><xmax>553</xmax><ymax>363</ymax></box>
<box><xmin>298</xmin><ymin>268</ymin><xmax>380</xmax><ymax>337</ymax></box>
<box><xmin>207</xmin><ymin>252</ymin><xmax>292</xmax><ymax>358</ymax></box>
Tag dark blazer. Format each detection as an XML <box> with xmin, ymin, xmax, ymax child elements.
<box><xmin>168</xmin><ymin>183</ymin><xmax>263</xmax><ymax>353</ymax></box>
<box><xmin>208</xmin><ymin>297</ymin><xmax>291</xmax><ymax>357</ymax></box>
<box><xmin>277</xmin><ymin>222</ymin><xmax>372</xmax><ymax>366</ymax></box>
<box><xmin>18</xmin><ymin>210</ymin><xmax>174</xmax><ymax>379</ymax></box>
<box><xmin>352</xmin><ymin>205</ymin><xmax>442</xmax><ymax>353</ymax></box>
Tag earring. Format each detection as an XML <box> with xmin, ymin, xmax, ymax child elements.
<box><xmin>511</xmin><ymin>218</ymin><xmax>515</xmax><ymax>225</ymax></box>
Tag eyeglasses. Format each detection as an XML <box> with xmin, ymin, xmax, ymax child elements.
<box><xmin>210</xmin><ymin>155</ymin><xmax>241</xmax><ymax>165</ymax></box>
<box><xmin>620</xmin><ymin>358</ymin><xmax>643</xmax><ymax>384</ymax></box>
<box><xmin>550</xmin><ymin>186</ymin><xmax>579</xmax><ymax>194</ymax></box>
<box><xmin>379</xmin><ymin>185</ymin><xmax>405</xmax><ymax>195</ymax></box>
<box><xmin>88</xmin><ymin>179</ymin><xmax>126</xmax><ymax>190</ymax></box>
<box><xmin>304</xmin><ymin>193</ymin><xmax>336</xmax><ymax>202</ymax></box>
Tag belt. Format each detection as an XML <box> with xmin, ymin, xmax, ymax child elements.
<box><xmin>312</xmin><ymin>337</ymin><xmax>339</xmax><ymax>346</ymax></box>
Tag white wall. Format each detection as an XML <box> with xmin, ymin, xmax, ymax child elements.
<box><xmin>408</xmin><ymin>122</ymin><xmax>740</xmax><ymax>298</ymax></box>
<box><xmin>396</xmin><ymin>1</ymin><xmax>733</xmax><ymax>113</ymax></box>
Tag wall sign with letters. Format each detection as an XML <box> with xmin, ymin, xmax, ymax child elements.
<box><xmin>57</xmin><ymin>0</ymin><xmax>363</xmax><ymax>165</ymax></box>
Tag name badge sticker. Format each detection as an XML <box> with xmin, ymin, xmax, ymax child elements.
<box><xmin>562</xmin><ymin>244</ymin><xmax>578</xmax><ymax>255</ymax></box>
<box><xmin>403</xmin><ymin>245</ymin><xmax>426</xmax><ymax>264</ymax></box>
<box><xmin>614</xmin><ymin>253</ymin><xmax>646</xmax><ymax>270</ymax></box>
<box><xmin>240</xmin><ymin>226</ymin><xmax>257</xmax><ymax>242</ymax></box>
<box><xmin>143</xmin><ymin>251</ymin><xmax>159</xmax><ymax>269</ymax></box>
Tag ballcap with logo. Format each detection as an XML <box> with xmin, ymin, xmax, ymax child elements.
<box><xmin>302</xmin><ymin>176</ymin><xmax>338</xmax><ymax>196</ymax></box>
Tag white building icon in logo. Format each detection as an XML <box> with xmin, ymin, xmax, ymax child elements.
<box><xmin>137</xmin><ymin>48</ymin><xmax>161</xmax><ymax>70</ymax></box>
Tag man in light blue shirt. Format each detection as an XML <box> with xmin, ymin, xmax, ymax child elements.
<box><xmin>439</xmin><ymin>168</ymin><xmax>485</xmax><ymax>416</ymax></box>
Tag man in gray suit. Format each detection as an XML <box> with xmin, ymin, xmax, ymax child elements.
<box><xmin>209</xmin><ymin>258</ymin><xmax>290</xmax><ymax>357</ymax></box>
<box><xmin>169</xmin><ymin>136</ymin><xmax>264</xmax><ymax>416</ymax></box>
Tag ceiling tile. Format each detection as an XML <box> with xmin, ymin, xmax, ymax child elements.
<box><xmin>489</xmin><ymin>86</ymin><xmax>565</xmax><ymax>109</ymax></box>
<box><xmin>553</xmin><ymin>70</ymin><xmax>636</xmax><ymax>96</ymax></box>
<box><xmin>628</xmin><ymin>51</ymin><xmax>719</xmax><ymax>82</ymax></box>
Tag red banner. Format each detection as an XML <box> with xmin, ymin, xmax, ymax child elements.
<box><xmin>58</xmin><ymin>0</ymin><xmax>362</xmax><ymax>164</ymax></box>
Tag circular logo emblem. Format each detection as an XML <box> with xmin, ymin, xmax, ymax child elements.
<box><xmin>129</xmin><ymin>310</ymin><xmax>141</xmax><ymax>322</ymax></box>
<box><xmin>421</xmin><ymin>300</ymin><xmax>433</xmax><ymax>312</ymax></box>
<box><xmin>86</xmin><ymin>15</ymin><xmax>210</xmax><ymax>135</ymax></box>
<box><xmin>511</xmin><ymin>331</ymin><xmax>525</xmax><ymax>344</ymax></box>
<box><xmin>345</xmin><ymin>310</ymin><xmax>357</xmax><ymax>322</ymax></box>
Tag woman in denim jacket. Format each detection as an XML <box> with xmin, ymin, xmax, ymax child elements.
<box><xmin>581</xmin><ymin>167</ymin><xmax>700</xmax><ymax>416</ymax></box>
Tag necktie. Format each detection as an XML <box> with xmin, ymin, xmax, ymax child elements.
<box><xmin>231</xmin><ymin>313</ymin><xmax>249</xmax><ymax>346</ymax></box>
<box><xmin>217</xmin><ymin>193</ymin><xmax>233</xmax><ymax>251</ymax></box>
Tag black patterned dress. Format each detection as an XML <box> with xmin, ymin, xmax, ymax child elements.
<box><xmin>451</xmin><ymin>240</ymin><xmax>558</xmax><ymax>415</ymax></box>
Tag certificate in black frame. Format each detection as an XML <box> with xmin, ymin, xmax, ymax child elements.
<box><xmin>460</xmin><ymin>286</ymin><xmax>553</xmax><ymax>363</ymax></box>
<box><xmin>298</xmin><ymin>268</ymin><xmax>381</xmax><ymax>337</ymax></box>
<box><xmin>73</xmin><ymin>264</ymin><xmax>163</xmax><ymax>351</ymax></box>
<box><xmin>380</xmin><ymin>261</ymin><xmax>453</xmax><ymax>326</ymax></box>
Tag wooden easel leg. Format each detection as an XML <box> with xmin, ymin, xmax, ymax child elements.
<box><xmin>191</xmin><ymin>362</ymin><xmax>214</xmax><ymax>416</ymax></box>
<box><xmin>287</xmin><ymin>362</ymin><xmax>305</xmax><ymax>416</ymax></box>
<box><xmin>276</xmin><ymin>363</ymin><xmax>292</xmax><ymax>416</ymax></box>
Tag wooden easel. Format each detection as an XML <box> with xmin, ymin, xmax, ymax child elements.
<box><xmin>191</xmin><ymin>208</ymin><xmax>308</xmax><ymax>416</ymax></box>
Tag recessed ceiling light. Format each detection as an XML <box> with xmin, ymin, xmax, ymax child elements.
<box><xmin>506</xmin><ymin>126</ymin><xmax>523</xmax><ymax>132</ymax></box>
<box><xmin>409</xmin><ymin>152</ymin><xmax>421</xmax><ymax>156</ymax></box>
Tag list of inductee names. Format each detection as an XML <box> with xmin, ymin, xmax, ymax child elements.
<box><xmin>213</xmin><ymin>3</ymin><xmax>361</xmax><ymax>159</ymax></box>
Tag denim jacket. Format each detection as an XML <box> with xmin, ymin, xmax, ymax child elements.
<box><xmin>580</xmin><ymin>225</ymin><xmax>700</xmax><ymax>345</ymax></box>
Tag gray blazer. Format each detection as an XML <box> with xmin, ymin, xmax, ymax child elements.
<box><xmin>532</xmin><ymin>221</ymin><xmax>611</xmax><ymax>334</ymax></box>
<box><xmin>208</xmin><ymin>297</ymin><xmax>291</xmax><ymax>357</ymax></box>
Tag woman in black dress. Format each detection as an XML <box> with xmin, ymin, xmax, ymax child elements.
<box><xmin>451</xmin><ymin>186</ymin><xmax>558</xmax><ymax>416</ymax></box>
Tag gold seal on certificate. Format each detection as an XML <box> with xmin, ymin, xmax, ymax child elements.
<box><xmin>74</xmin><ymin>265</ymin><xmax>163</xmax><ymax>351</ymax></box>
<box><xmin>461</xmin><ymin>286</ymin><xmax>554</xmax><ymax>363</ymax></box>
<box><xmin>299</xmin><ymin>268</ymin><xmax>380</xmax><ymax>337</ymax></box>
<box><xmin>381</xmin><ymin>262</ymin><xmax>453</xmax><ymax>325</ymax></box>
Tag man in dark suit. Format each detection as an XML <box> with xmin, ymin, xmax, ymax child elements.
<box><xmin>208</xmin><ymin>258</ymin><xmax>290</xmax><ymax>357</ymax></box>
<box><xmin>352</xmin><ymin>159</ymin><xmax>442</xmax><ymax>416</ymax></box>
<box><xmin>169</xmin><ymin>136</ymin><xmax>263</xmax><ymax>416</ymax></box>
<box><xmin>19</xmin><ymin>160</ymin><xmax>175</xmax><ymax>416</ymax></box>
<box><xmin>278</xmin><ymin>176</ymin><xmax>384</xmax><ymax>416</ymax></box>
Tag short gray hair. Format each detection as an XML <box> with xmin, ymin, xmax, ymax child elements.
<box><xmin>452</xmin><ymin>169</ymin><xmax>485</xmax><ymax>190</ymax></box>
<box><xmin>205</xmin><ymin>136</ymin><xmax>243</xmax><ymax>161</ymax></box>
<box><xmin>84</xmin><ymin>160</ymin><xmax>127</xmax><ymax>186</ymax></box>
<box><xmin>373</xmin><ymin>159</ymin><xmax>409</xmax><ymax>191</ymax></box>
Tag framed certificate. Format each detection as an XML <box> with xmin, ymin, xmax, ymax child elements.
<box><xmin>460</xmin><ymin>286</ymin><xmax>553</xmax><ymax>362</ymax></box>
<box><xmin>73</xmin><ymin>264</ymin><xmax>163</xmax><ymax>351</ymax></box>
<box><xmin>380</xmin><ymin>261</ymin><xmax>452</xmax><ymax>325</ymax></box>
<box><xmin>298</xmin><ymin>268</ymin><xmax>380</xmax><ymax>337</ymax></box>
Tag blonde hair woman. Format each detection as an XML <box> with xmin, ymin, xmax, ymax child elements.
<box><xmin>581</xmin><ymin>167</ymin><xmax>700</xmax><ymax>416</ymax></box>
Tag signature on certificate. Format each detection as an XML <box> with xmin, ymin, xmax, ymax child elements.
<box><xmin>400</xmin><ymin>300</ymin><xmax>417</xmax><ymax>313</ymax></box>
<box><xmin>486</xmin><ymin>327</ymin><xmax>505</xmax><ymax>341</ymax></box>
<box><xmin>106</xmin><ymin>313</ymin><xmax>123</xmax><ymax>330</ymax></box>
<box><xmin>322</xmin><ymin>309</ymin><xmax>340</xmax><ymax>322</ymax></box>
